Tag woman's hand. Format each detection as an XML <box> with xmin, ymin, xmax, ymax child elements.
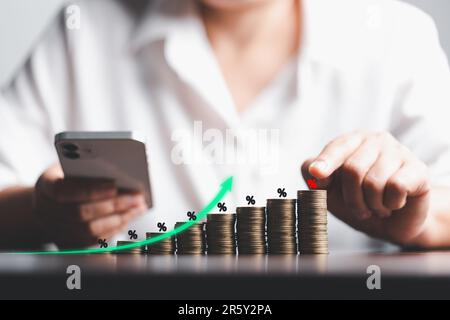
<box><xmin>301</xmin><ymin>131</ymin><xmax>431</xmax><ymax>246</ymax></box>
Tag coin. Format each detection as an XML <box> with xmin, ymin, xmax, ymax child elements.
<box><xmin>114</xmin><ymin>241</ymin><xmax>144</xmax><ymax>254</ymax></box>
<box><xmin>236</xmin><ymin>207</ymin><xmax>266</xmax><ymax>255</ymax></box>
<box><xmin>297</xmin><ymin>190</ymin><xmax>328</xmax><ymax>254</ymax></box>
<box><xmin>175</xmin><ymin>222</ymin><xmax>206</xmax><ymax>255</ymax></box>
<box><xmin>146</xmin><ymin>232</ymin><xmax>175</xmax><ymax>255</ymax></box>
<box><xmin>266</xmin><ymin>199</ymin><xmax>297</xmax><ymax>254</ymax></box>
<box><xmin>206</xmin><ymin>213</ymin><xmax>236</xmax><ymax>255</ymax></box>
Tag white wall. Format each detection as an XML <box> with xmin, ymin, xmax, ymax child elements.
<box><xmin>0</xmin><ymin>0</ymin><xmax>449</xmax><ymax>86</ymax></box>
<box><xmin>0</xmin><ymin>0</ymin><xmax>65</xmax><ymax>86</ymax></box>
<box><xmin>406</xmin><ymin>0</ymin><xmax>450</xmax><ymax>56</ymax></box>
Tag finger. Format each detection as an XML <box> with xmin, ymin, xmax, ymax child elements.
<box><xmin>363</xmin><ymin>151</ymin><xmax>403</xmax><ymax>217</ymax></box>
<box><xmin>301</xmin><ymin>158</ymin><xmax>332</xmax><ymax>189</ymax></box>
<box><xmin>86</xmin><ymin>203</ymin><xmax>147</xmax><ymax>238</ymax></box>
<box><xmin>77</xmin><ymin>193</ymin><xmax>146</xmax><ymax>221</ymax></box>
<box><xmin>35</xmin><ymin>165</ymin><xmax>64</xmax><ymax>196</ymax></box>
<box><xmin>340</xmin><ymin>138</ymin><xmax>380</xmax><ymax>220</ymax></box>
<box><xmin>42</xmin><ymin>164</ymin><xmax>65</xmax><ymax>180</ymax></box>
<box><xmin>38</xmin><ymin>191</ymin><xmax>145</xmax><ymax>224</ymax></box>
<box><xmin>37</xmin><ymin>164</ymin><xmax>117</xmax><ymax>203</ymax></box>
<box><xmin>91</xmin><ymin>212</ymin><xmax>141</xmax><ymax>244</ymax></box>
<box><xmin>58</xmin><ymin>226</ymin><xmax>126</xmax><ymax>249</ymax></box>
<box><xmin>86</xmin><ymin>211</ymin><xmax>131</xmax><ymax>238</ymax></box>
<box><xmin>309</xmin><ymin>132</ymin><xmax>365</xmax><ymax>179</ymax></box>
<box><xmin>101</xmin><ymin>228</ymin><xmax>128</xmax><ymax>243</ymax></box>
<box><xmin>122</xmin><ymin>201</ymin><xmax>148</xmax><ymax>221</ymax></box>
<box><xmin>52</xmin><ymin>178</ymin><xmax>117</xmax><ymax>203</ymax></box>
<box><xmin>54</xmin><ymin>206</ymin><xmax>143</xmax><ymax>248</ymax></box>
<box><xmin>384</xmin><ymin>161</ymin><xmax>430</xmax><ymax>210</ymax></box>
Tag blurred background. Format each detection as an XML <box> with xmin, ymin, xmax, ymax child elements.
<box><xmin>0</xmin><ymin>0</ymin><xmax>449</xmax><ymax>87</ymax></box>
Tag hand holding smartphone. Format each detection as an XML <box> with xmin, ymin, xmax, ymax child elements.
<box><xmin>55</xmin><ymin>131</ymin><xmax>152</xmax><ymax>207</ymax></box>
<box><xmin>30</xmin><ymin>132</ymin><xmax>153</xmax><ymax>248</ymax></box>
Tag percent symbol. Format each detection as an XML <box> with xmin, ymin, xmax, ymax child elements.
<box><xmin>128</xmin><ymin>230</ymin><xmax>137</xmax><ymax>240</ymax></box>
<box><xmin>187</xmin><ymin>211</ymin><xmax>197</xmax><ymax>221</ymax></box>
<box><xmin>277</xmin><ymin>188</ymin><xmax>287</xmax><ymax>197</ymax></box>
<box><xmin>217</xmin><ymin>202</ymin><xmax>227</xmax><ymax>212</ymax></box>
<box><xmin>157</xmin><ymin>222</ymin><xmax>167</xmax><ymax>232</ymax></box>
<box><xmin>246</xmin><ymin>195</ymin><xmax>255</xmax><ymax>205</ymax></box>
<box><xmin>98</xmin><ymin>239</ymin><xmax>108</xmax><ymax>248</ymax></box>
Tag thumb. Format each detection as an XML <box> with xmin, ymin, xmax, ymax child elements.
<box><xmin>36</xmin><ymin>164</ymin><xmax>65</xmax><ymax>196</ymax></box>
<box><xmin>301</xmin><ymin>158</ymin><xmax>333</xmax><ymax>189</ymax></box>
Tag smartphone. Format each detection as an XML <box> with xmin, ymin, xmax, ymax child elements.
<box><xmin>55</xmin><ymin>131</ymin><xmax>152</xmax><ymax>207</ymax></box>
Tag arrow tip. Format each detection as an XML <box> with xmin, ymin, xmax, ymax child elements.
<box><xmin>221</xmin><ymin>176</ymin><xmax>234</xmax><ymax>192</ymax></box>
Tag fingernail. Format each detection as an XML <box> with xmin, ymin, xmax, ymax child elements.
<box><xmin>382</xmin><ymin>211</ymin><xmax>392</xmax><ymax>219</ymax></box>
<box><xmin>130</xmin><ymin>205</ymin><xmax>146</xmax><ymax>218</ymax></box>
<box><xmin>310</xmin><ymin>160</ymin><xmax>328</xmax><ymax>173</ymax></box>
<box><xmin>374</xmin><ymin>209</ymin><xmax>391</xmax><ymax>218</ymax></box>
<box><xmin>121</xmin><ymin>194</ymin><xmax>143</xmax><ymax>206</ymax></box>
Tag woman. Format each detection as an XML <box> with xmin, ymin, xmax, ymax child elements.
<box><xmin>1</xmin><ymin>0</ymin><xmax>450</xmax><ymax>250</ymax></box>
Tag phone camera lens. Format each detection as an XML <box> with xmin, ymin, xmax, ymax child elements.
<box><xmin>62</xmin><ymin>143</ymin><xmax>79</xmax><ymax>152</ymax></box>
<box><xmin>63</xmin><ymin>151</ymin><xmax>80</xmax><ymax>160</ymax></box>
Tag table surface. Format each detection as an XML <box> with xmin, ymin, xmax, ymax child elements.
<box><xmin>2</xmin><ymin>251</ymin><xmax>450</xmax><ymax>275</ymax></box>
<box><xmin>1</xmin><ymin>251</ymin><xmax>450</xmax><ymax>299</ymax></box>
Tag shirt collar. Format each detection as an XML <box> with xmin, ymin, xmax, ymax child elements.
<box><xmin>131</xmin><ymin>0</ymin><xmax>348</xmax><ymax>67</ymax></box>
<box><xmin>131</xmin><ymin>0</ymin><xmax>241</xmax><ymax>127</ymax></box>
<box><xmin>129</xmin><ymin>0</ymin><xmax>345</xmax><ymax>124</ymax></box>
<box><xmin>130</xmin><ymin>0</ymin><xmax>198</xmax><ymax>52</ymax></box>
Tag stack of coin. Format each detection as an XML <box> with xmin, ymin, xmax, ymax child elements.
<box><xmin>114</xmin><ymin>241</ymin><xmax>144</xmax><ymax>254</ymax></box>
<box><xmin>266</xmin><ymin>199</ymin><xmax>297</xmax><ymax>254</ymax></box>
<box><xmin>297</xmin><ymin>190</ymin><xmax>328</xmax><ymax>254</ymax></box>
<box><xmin>236</xmin><ymin>207</ymin><xmax>266</xmax><ymax>254</ymax></box>
<box><xmin>175</xmin><ymin>222</ymin><xmax>206</xmax><ymax>255</ymax></box>
<box><xmin>146</xmin><ymin>232</ymin><xmax>175</xmax><ymax>255</ymax></box>
<box><xmin>206</xmin><ymin>214</ymin><xmax>237</xmax><ymax>255</ymax></box>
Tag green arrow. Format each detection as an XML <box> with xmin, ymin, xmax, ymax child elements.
<box><xmin>221</xmin><ymin>176</ymin><xmax>233</xmax><ymax>193</ymax></box>
<box><xmin>11</xmin><ymin>176</ymin><xmax>234</xmax><ymax>255</ymax></box>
